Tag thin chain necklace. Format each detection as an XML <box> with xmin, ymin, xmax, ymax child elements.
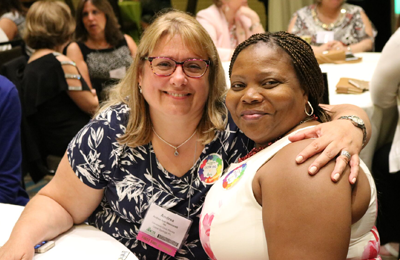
<box><xmin>149</xmin><ymin>142</ymin><xmax>197</xmax><ymax>218</ymax></box>
<box><xmin>152</xmin><ymin>127</ymin><xmax>197</xmax><ymax>156</ymax></box>
<box><xmin>238</xmin><ymin>116</ymin><xmax>318</xmax><ymax>163</ymax></box>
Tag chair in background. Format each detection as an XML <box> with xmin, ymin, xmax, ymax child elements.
<box><xmin>0</xmin><ymin>54</ymin><xmax>56</xmax><ymax>183</ymax></box>
<box><xmin>0</xmin><ymin>39</ymin><xmax>25</xmax><ymax>68</ymax></box>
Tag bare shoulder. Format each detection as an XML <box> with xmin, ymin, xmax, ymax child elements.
<box><xmin>124</xmin><ymin>34</ymin><xmax>137</xmax><ymax>55</ymax></box>
<box><xmin>124</xmin><ymin>34</ymin><xmax>134</xmax><ymax>43</ymax></box>
<box><xmin>54</xmin><ymin>53</ymin><xmax>80</xmax><ymax>75</ymax></box>
<box><xmin>258</xmin><ymin>139</ymin><xmax>350</xmax><ymax>202</ymax></box>
<box><xmin>258</xmin><ymin>138</ymin><xmax>370</xmax><ymax>223</ymax></box>
<box><xmin>55</xmin><ymin>53</ymin><xmax>72</xmax><ymax>62</ymax></box>
<box><xmin>66</xmin><ymin>42</ymin><xmax>84</xmax><ymax>59</ymax></box>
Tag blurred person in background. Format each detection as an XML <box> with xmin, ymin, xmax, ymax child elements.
<box><xmin>288</xmin><ymin>0</ymin><xmax>375</xmax><ymax>54</ymax></box>
<box><xmin>21</xmin><ymin>0</ymin><xmax>98</xmax><ymax>170</ymax></box>
<box><xmin>0</xmin><ymin>0</ymin><xmax>27</xmax><ymax>42</ymax></box>
<box><xmin>65</xmin><ymin>0</ymin><xmax>137</xmax><ymax>102</ymax></box>
<box><xmin>196</xmin><ymin>0</ymin><xmax>265</xmax><ymax>61</ymax></box>
<box><xmin>0</xmin><ymin>75</ymin><xmax>29</xmax><ymax>206</ymax></box>
<box><xmin>370</xmin><ymin>27</ymin><xmax>400</xmax><ymax>260</ymax></box>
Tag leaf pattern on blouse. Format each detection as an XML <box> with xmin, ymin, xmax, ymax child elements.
<box><xmin>67</xmin><ymin>103</ymin><xmax>253</xmax><ymax>260</ymax></box>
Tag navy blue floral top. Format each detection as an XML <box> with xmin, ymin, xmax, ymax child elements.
<box><xmin>67</xmin><ymin>103</ymin><xmax>253</xmax><ymax>260</ymax></box>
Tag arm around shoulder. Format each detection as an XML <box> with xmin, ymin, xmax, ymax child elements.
<box><xmin>322</xmin><ymin>104</ymin><xmax>371</xmax><ymax>144</ymax></box>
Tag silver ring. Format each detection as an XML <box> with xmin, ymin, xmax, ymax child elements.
<box><xmin>341</xmin><ymin>150</ymin><xmax>351</xmax><ymax>161</ymax></box>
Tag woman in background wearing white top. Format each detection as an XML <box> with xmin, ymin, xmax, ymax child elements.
<box><xmin>370</xmin><ymin>28</ymin><xmax>400</xmax><ymax>260</ymax></box>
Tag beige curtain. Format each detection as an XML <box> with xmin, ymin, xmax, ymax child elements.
<box><xmin>268</xmin><ymin>0</ymin><xmax>314</xmax><ymax>32</ymax></box>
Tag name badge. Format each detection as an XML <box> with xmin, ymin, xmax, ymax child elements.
<box><xmin>109</xmin><ymin>66</ymin><xmax>126</xmax><ymax>79</ymax></box>
<box><xmin>198</xmin><ymin>153</ymin><xmax>223</xmax><ymax>185</ymax></box>
<box><xmin>316</xmin><ymin>31</ymin><xmax>334</xmax><ymax>44</ymax></box>
<box><xmin>137</xmin><ymin>204</ymin><xmax>192</xmax><ymax>257</ymax></box>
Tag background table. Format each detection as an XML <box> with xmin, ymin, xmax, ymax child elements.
<box><xmin>223</xmin><ymin>52</ymin><xmax>398</xmax><ymax>170</ymax></box>
<box><xmin>0</xmin><ymin>203</ymin><xmax>138</xmax><ymax>260</ymax></box>
<box><xmin>320</xmin><ymin>52</ymin><xmax>397</xmax><ymax>169</ymax></box>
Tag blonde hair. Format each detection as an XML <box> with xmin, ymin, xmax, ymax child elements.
<box><xmin>99</xmin><ymin>10</ymin><xmax>227</xmax><ymax>148</ymax></box>
<box><xmin>24</xmin><ymin>1</ymin><xmax>75</xmax><ymax>49</ymax></box>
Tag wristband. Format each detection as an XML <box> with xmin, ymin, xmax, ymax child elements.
<box><xmin>338</xmin><ymin>115</ymin><xmax>367</xmax><ymax>147</ymax></box>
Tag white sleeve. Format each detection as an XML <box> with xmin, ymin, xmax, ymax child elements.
<box><xmin>370</xmin><ymin>28</ymin><xmax>400</xmax><ymax>109</ymax></box>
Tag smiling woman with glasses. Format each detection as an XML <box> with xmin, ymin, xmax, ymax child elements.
<box><xmin>0</xmin><ymin>10</ymin><xmax>375</xmax><ymax>260</ymax></box>
<box><xmin>144</xmin><ymin>56</ymin><xmax>211</xmax><ymax>78</ymax></box>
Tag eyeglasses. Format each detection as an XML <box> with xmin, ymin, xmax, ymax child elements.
<box><xmin>144</xmin><ymin>57</ymin><xmax>211</xmax><ymax>78</ymax></box>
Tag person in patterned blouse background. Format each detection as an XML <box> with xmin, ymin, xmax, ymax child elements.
<box><xmin>0</xmin><ymin>10</ymin><xmax>372</xmax><ymax>260</ymax></box>
<box><xmin>288</xmin><ymin>0</ymin><xmax>375</xmax><ymax>54</ymax></box>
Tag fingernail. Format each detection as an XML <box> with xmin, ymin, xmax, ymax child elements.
<box><xmin>309</xmin><ymin>166</ymin><xmax>317</xmax><ymax>174</ymax></box>
<box><xmin>333</xmin><ymin>173</ymin><xmax>340</xmax><ymax>181</ymax></box>
<box><xmin>296</xmin><ymin>155</ymin><xmax>304</xmax><ymax>163</ymax></box>
<box><xmin>351</xmin><ymin>178</ymin><xmax>356</xmax><ymax>184</ymax></box>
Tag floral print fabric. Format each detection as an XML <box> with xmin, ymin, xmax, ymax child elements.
<box><xmin>291</xmin><ymin>4</ymin><xmax>376</xmax><ymax>46</ymax></box>
<box><xmin>67</xmin><ymin>103</ymin><xmax>252</xmax><ymax>260</ymax></box>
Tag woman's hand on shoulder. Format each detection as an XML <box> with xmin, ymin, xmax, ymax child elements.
<box><xmin>289</xmin><ymin>120</ymin><xmax>363</xmax><ymax>184</ymax></box>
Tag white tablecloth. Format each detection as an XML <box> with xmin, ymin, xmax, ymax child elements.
<box><xmin>223</xmin><ymin>52</ymin><xmax>397</xmax><ymax>170</ymax></box>
<box><xmin>0</xmin><ymin>203</ymin><xmax>138</xmax><ymax>260</ymax></box>
<box><xmin>320</xmin><ymin>52</ymin><xmax>397</xmax><ymax>169</ymax></box>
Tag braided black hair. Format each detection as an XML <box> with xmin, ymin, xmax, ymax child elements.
<box><xmin>229</xmin><ymin>32</ymin><xmax>330</xmax><ymax>122</ymax></box>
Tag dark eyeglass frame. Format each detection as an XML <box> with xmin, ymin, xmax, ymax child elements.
<box><xmin>144</xmin><ymin>56</ymin><xmax>211</xmax><ymax>78</ymax></box>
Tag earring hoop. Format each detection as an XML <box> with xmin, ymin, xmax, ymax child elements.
<box><xmin>305</xmin><ymin>101</ymin><xmax>314</xmax><ymax>116</ymax></box>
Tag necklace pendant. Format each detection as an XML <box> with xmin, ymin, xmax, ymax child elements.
<box><xmin>174</xmin><ymin>149</ymin><xmax>179</xmax><ymax>156</ymax></box>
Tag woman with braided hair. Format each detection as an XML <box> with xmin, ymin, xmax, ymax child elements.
<box><xmin>200</xmin><ymin>32</ymin><xmax>380</xmax><ymax>260</ymax></box>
